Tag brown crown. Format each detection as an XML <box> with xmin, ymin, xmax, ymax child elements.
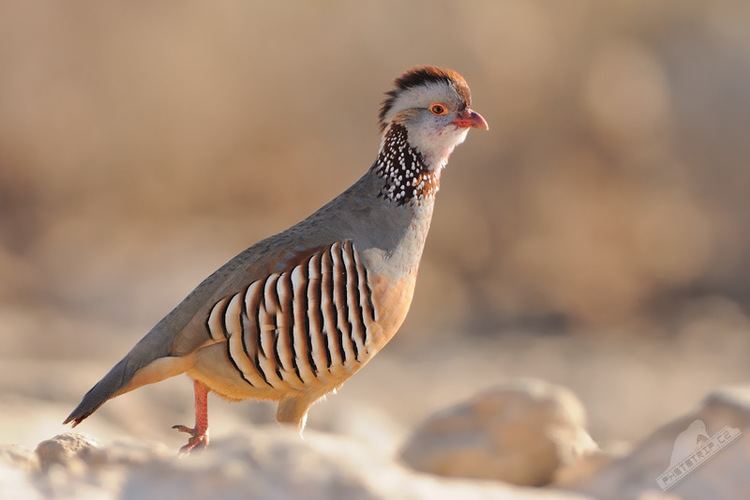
<box><xmin>378</xmin><ymin>66</ymin><xmax>472</xmax><ymax>131</ymax></box>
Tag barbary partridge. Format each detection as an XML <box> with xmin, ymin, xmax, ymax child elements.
<box><xmin>65</xmin><ymin>66</ymin><xmax>488</xmax><ymax>453</ymax></box>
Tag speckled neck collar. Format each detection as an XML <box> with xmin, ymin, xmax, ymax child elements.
<box><xmin>372</xmin><ymin>124</ymin><xmax>438</xmax><ymax>206</ymax></box>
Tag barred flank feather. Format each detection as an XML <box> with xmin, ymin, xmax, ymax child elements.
<box><xmin>205</xmin><ymin>241</ymin><xmax>377</xmax><ymax>394</ymax></box>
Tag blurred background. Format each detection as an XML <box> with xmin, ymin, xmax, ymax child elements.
<box><xmin>1</xmin><ymin>0</ymin><xmax>749</xmax><ymax>452</ymax></box>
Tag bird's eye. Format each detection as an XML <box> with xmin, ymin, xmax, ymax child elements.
<box><xmin>429</xmin><ymin>103</ymin><xmax>447</xmax><ymax>115</ymax></box>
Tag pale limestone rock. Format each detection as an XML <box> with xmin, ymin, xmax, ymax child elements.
<box><xmin>3</xmin><ymin>428</ymin><xmax>590</xmax><ymax>500</ymax></box>
<box><xmin>400</xmin><ymin>379</ymin><xmax>598</xmax><ymax>486</ymax></box>
<box><xmin>0</xmin><ymin>444</ymin><xmax>37</xmax><ymax>471</ymax></box>
<box><xmin>568</xmin><ymin>385</ymin><xmax>750</xmax><ymax>500</ymax></box>
<box><xmin>35</xmin><ymin>433</ymin><xmax>101</xmax><ymax>470</ymax></box>
<box><xmin>553</xmin><ymin>447</ymin><xmax>626</xmax><ymax>487</ymax></box>
<box><xmin>0</xmin><ymin>463</ymin><xmax>44</xmax><ymax>500</ymax></box>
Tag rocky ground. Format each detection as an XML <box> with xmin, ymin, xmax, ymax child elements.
<box><xmin>2</xmin><ymin>376</ymin><xmax>749</xmax><ymax>499</ymax></box>
<box><xmin>2</xmin><ymin>299</ymin><xmax>750</xmax><ymax>499</ymax></box>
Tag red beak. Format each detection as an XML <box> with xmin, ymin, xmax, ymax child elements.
<box><xmin>452</xmin><ymin>109</ymin><xmax>489</xmax><ymax>130</ymax></box>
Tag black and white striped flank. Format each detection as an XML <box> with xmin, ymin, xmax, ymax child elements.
<box><xmin>206</xmin><ymin>241</ymin><xmax>377</xmax><ymax>391</ymax></box>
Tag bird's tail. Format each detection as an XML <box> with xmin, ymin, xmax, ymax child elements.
<box><xmin>64</xmin><ymin>356</ymin><xmax>133</xmax><ymax>427</ymax></box>
<box><xmin>64</xmin><ymin>334</ymin><xmax>194</xmax><ymax>426</ymax></box>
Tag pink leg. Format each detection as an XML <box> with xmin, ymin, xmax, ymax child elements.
<box><xmin>172</xmin><ymin>380</ymin><xmax>210</xmax><ymax>454</ymax></box>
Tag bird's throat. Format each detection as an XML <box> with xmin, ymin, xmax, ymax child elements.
<box><xmin>371</xmin><ymin>124</ymin><xmax>439</xmax><ymax>206</ymax></box>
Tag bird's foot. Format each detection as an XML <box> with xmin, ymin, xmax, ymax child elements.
<box><xmin>172</xmin><ymin>424</ymin><xmax>209</xmax><ymax>454</ymax></box>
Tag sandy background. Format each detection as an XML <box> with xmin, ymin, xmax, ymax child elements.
<box><xmin>1</xmin><ymin>0</ymin><xmax>750</xmax><ymax>462</ymax></box>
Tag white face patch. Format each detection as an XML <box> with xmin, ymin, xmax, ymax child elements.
<box><xmin>407</xmin><ymin>124</ymin><xmax>469</xmax><ymax>170</ymax></box>
<box><xmin>380</xmin><ymin>81</ymin><xmax>473</xmax><ymax>170</ymax></box>
<box><xmin>381</xmin><ymin>82</ymin><xmax>463</xmax><ymax>125</ymax></box>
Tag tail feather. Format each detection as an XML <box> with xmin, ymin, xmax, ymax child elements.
<box><xmin>64</xmin><ymin>255</ymin><xmax>226</xmax><ymax>427</ymax></box>
<box><xmin>64</xmin><ymin>357</ymin><xmax>131</xmax><ymax>426</ymax></box>
<box><xmin>63</xmin><ymin>326</ymin><xmax>199</xmax><ymax>426</ymax></box>
<box><xmin>64</xmin><ymin>350</ymin><xmax>196</xmax><ymax>426</ymax></box>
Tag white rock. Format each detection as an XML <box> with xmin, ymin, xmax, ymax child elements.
<box><xmin>400</xmin><ymin>379</ymin><xmax>599</xmax><ymax>486</ymax></box>
<box><xmin>568</xmin><ymin>385</ymin><xmax>750</xmax><ymax>500</ymax></box>
<box><xmin>0</xmin><ymin>444</ymin><xmax>37</xmax><ymax>471</ymax></box>
<box><xmin>3</xmin><ymin>428</ymin><xmax>591</xmax><ymax>500</ymax></box>
<box><xmin>35</xmin><ymin>433</ymin><xmax>101</xmax><ymax>470</ymax></box>
<box><xmin>0</xmin><ymin>463</ymin><xmax>44</xmax><ymax>500</ymax></box>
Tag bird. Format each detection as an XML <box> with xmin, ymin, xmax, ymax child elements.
<box><xmin>64</xmin><ymin>65</ymin><xmax>488</xmax><ymax>453</ymax></box>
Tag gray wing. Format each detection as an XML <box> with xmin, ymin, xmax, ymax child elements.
<box><xmin>63</xmin><ymin>230</ymin><xmax>335</xmax><ymax>426</ymax></box>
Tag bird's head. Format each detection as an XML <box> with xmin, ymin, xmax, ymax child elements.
<box><xmin>378</xmin><ymin>66</ymin><xmax>488</xmax><ymax>170</ymax></box>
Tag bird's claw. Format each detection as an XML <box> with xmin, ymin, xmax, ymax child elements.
<box><xmin>172</xmin><ymin>424</ymin><xmax>209</xmax><ymax>454</ymax></box>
